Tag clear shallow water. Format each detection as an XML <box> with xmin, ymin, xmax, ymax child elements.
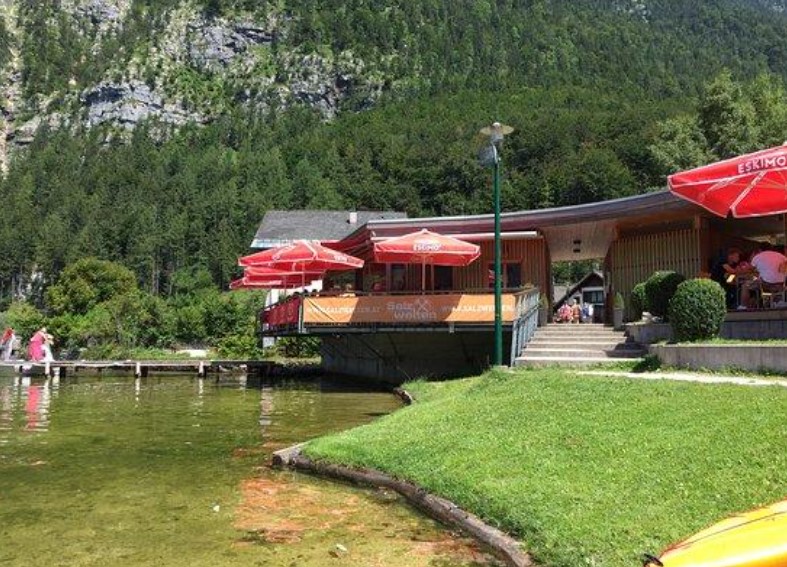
<box><xmin>0</xmin><ymin>374</ymin><xmax>500</xmax><ymax>567</ymax></box>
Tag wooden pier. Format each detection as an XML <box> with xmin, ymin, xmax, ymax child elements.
<box><xmin>0</xmin><ymin>360</ymin><xmax>278</xmax><ymax>379</ymax></box>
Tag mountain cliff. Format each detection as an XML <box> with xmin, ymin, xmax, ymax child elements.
<box><xmin>2</xmin><ymin>1</ymin><xmax>787</xmax><ymax>160</ymax></box>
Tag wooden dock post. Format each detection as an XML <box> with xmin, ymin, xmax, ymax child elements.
<box><xmin>198</xmin><ymin>361</ymin><xmax>206</xmax><ymax>378</ymax></box>
<box><xmin>135</xmin><ymin>362</ymin><xmax>142</xmax><ymax>378</ymax></box>
<box><xmin>57</xmin><ymin>365</ymin><xmax>67</xmax><ymax>379</ymax></box>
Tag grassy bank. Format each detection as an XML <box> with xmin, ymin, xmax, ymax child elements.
<box><xmin>304</xmin><ymin>369</ymin><xmax>787</xmax><ymax>567</ymax></box>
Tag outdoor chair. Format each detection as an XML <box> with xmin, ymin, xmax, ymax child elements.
<box><xmin>760</xmin><ymin>278</ymin><xmax>787</xmax><ymax>309</ymax></box>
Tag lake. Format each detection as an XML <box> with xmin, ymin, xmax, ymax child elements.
<box><xmin>0</xmin><ymin>373</ymin><xmax>499</xmax><ymax>566</ymax></box>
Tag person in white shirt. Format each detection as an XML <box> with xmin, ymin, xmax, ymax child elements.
<box><xmin>740</xmin><ymin>244</ymin><xmax>787</xmax><ymax>308</ymax></box>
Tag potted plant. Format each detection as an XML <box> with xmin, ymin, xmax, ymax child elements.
<box><xmin>538</xmin><ymin>294</ymin><xmax>549</xmax><ymax>327</ymax></box>
<box><xmin>613</xmin><ymin>292</ymin><xmax>625</xmax><ymax>330</ymax></box>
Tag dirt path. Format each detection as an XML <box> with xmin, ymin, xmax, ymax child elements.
<box><xmin>575</xmin><ymin>370</ymin><xmax>787</xmax><ymax>388</ymax></box>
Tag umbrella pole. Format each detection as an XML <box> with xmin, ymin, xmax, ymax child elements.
<box><xmin>422</xmin><ymin>259</ymin><xmax>426</xmax><ymax>293</ymax></box>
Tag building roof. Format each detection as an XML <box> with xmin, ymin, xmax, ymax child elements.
<box><xmin>335</xmin><ymin>190</ymin><xmax>700</xmax><ymax>261</ymax></box>
<box><xmin>554</xmin><ymin>271</ymin><xmax>605</xmax><ymax>309</ymax></box>
<box><xmin>251</xmin><ymin>210</ymin><xmax>408</xmax><ymax>249</ymax></box>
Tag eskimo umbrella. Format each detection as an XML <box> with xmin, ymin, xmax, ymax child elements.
<box><xmin>373</xmin><ymin>229</ymin><xmax>481</xmax><ymax>290</ymax></box>
<box><xmin>238</xmin><ymin>240</ymin><xmax>364</xmax><ymax>271</ymax></box>
<box><xmin>668</xmin><ymin>143</ymin><xmax>787</xmax><ymax>218</ymax></box>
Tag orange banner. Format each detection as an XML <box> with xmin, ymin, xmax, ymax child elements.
<box><xmin>302</xmin><ymin>294</ymin><xmax>515</xmax><ymax>325</ymax></box>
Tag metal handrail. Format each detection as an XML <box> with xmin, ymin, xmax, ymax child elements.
<box><xmin>509</xmin><ymin>287</ymin><xmax>541</xmax><ymax>365</ymax></box>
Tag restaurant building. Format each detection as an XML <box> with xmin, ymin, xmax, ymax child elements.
<box><xmin>257</xmin><ymin>190</ymin><xmax>787</xmax><ymax>382</ymax></box>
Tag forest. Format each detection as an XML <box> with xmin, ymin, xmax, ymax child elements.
<box><xmin>2</xmin><ymin>0</ymin><xmax>787</xmax><ymax>353</ymax></box>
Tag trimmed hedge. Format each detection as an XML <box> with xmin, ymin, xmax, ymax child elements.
<box><xmin>630</xmin><ymin>282</ymin><xmax>648</xmax><ymax>320</ymax></box>
<box><xmin>668</xmin><ymin>279</ymin><xmax>727</xmax><ymax>342</ymax></box>
<box><xmin>644</xmin><ymin>271</ymin><xmax>686</xmax><ymax>319</ymax></box>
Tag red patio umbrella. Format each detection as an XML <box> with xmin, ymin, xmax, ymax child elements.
<box><xmin>238</xmin><ymin>240</ymin><xmax>364</xmax><ymax>272</ymax></box>
<box><xmin>229</xmin><ymin>266</ymin><xmax>322</xmax><ymax>290</ymax></box>
<box><xmin>668</xmin><ymin>143</ymin><xmax>787</xmax><ymax>218</ymax></box>
<box><xmin>373</xmin><ymin>229</ymin><xmax>481</xmax><ymax>290</ymax></box>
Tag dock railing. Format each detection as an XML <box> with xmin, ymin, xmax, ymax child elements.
<box><xmin>509</xmin><ymin>287</ymin><xmax>540</xmax><ymax>365</ymax></box>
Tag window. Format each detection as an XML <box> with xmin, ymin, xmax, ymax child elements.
<box><xmin>583</xmin><ymin>289</ymin><xmax>604</xmax><ymax>305</ymax></box>
<box><xmin>390</xmin><ymin>264</ymin><xmax>407</xmax><ymax>292</ymax></box>
<box><xmin>434</xmin><ymin>266</ymin><xmax>454</xmax><ymax>290</ymax></box>
<box><xmin>488</xmin><ymin>263</ymin><xmax>523</xmax><ymax>289</ymax></box>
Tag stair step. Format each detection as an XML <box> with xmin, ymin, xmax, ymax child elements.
<box><xmin>522</xmin><ymin>348</ymin><xmax>644</xmax><ymax>359</ymax></box>
<box><xmin>536</xmin><ymin>330</ymin><xmax>625</xmax><ymax>337</ymax></box>
<box><xmin>514</xmin><ymin>356</ymin><xmax>644</xmax><ymax>368</ymax></box>
<box><xmin>529</xmin><ymin>339</ymin><xmax>635</xmax><ymax>347</ymax></box>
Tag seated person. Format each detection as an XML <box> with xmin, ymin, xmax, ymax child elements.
<box><xmin>339</xmin><ymin>283</ymin><xmax>357</xmax><ymax>298</ymax></box>
<box><xmin>570</xmin><ymin>300</ymin><xmax>581</xmax><ymax>323</ymax></box>
<box><xmin>710</xmin><ymin>247</ymin><xmax>742</xmax><ymax>308</ymax></box>
<box><xmin>556</xmin><ymin>303</ymin><xmax>572</xmax><ymax>323</ymax></box>
<box><xmin>581</xmin><ymin>303</ymin><xmax>594</xmax><ymax>323</ymax></box>
<box><xmin>740</xmin><ymin>245</ymin><xmax>787</xmax><ymax>308</ymax></box>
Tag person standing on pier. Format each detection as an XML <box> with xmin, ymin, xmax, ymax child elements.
<box><xmin>27</xmin><ymin>327</ymin><xmax>46</xmax><ymax>362</ymax></box>
<box><xmin>42</xmin><ymin>331</ymin><xmax>55</xmax><ymax>362</ymax></box>
<box><xmin>1</xmin><ymin>327</ymin><xmax>15</xmax><ymax>361</ymax></box>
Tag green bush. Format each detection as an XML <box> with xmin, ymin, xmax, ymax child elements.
<box><xmin>668</xmin><ymin>279</ymin><xmax>727</xmax><ymax>342</ymax></box>
<box><xmin>276</xmin><ymin>337</ymin><xmax>321</xmax><ymax>359</ymax></box>
<box><xmin>5</xmin><ymin>302</ymin><xmax>45</xmax><ymax>342</ymax></box>
<box><xmin>644</xmin><ymin>271</ymin><xmax>686</xmax><ymax>319</ymax></box>
<box><xmin>630</xmin><ymin>282</ymin><xmax>648</xmax><ymax>320</ymax></box>
<box><xmin>215</xmin><ymin>333</ymin><xmax>264</xmax><ymax>360</ymax></box>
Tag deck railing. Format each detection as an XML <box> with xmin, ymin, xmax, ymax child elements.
<box><xmin>261</xmin><ymin>291</ymin><xmax>522</xmax><ymax>333</ymax></box>
<box><xmin>509</xmin><ymin>287</ymin><xmax>541</xmax><ymax>365</ymax></box>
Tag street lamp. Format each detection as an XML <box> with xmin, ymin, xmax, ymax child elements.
<box><xmin>479</xmin><ymin>122</ymin><xmax>514</xmax><ymax>367</ymax></box>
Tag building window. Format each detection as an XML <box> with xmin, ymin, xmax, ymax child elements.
<box><xmin>434</xmin><ymin>266</ymin><xmax>454</xmax><ymax>291</ymax></box>
<box><xmin>583</xmin><ymin>289</ymin><xmax>604</xmax><ymax>305</ymax></box>
<box><xmin>488</xmin><ymin>263</ymin><xmax>523</xmax><ymax>289</ymax></box>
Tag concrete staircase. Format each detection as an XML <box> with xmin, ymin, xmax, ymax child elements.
<box><xmin>514</xmin><ymin>323</ymin><xmax>646</xmax><ymax>367</ymax></box>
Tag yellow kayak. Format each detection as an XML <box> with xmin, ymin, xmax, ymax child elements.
<box><xmin>643</xmin><ymin>499</ymin><xmax>787</xmax><ymax>567</ymax></box>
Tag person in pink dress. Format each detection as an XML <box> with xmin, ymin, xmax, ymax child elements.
<box><xmin>27</xmin><ymin>327</ymin><xmax>46</xmax><ymax>362</ymax></box>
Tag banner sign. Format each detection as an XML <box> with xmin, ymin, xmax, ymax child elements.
<box><xmin>302</xmin><ymin>294</ymin><xmax>515</xmax><ymax>325</ymax></box>
<box><xmin>263</xmin><ymin>296</ymin><xmax>302</xmax><ymax>328</ymax></box>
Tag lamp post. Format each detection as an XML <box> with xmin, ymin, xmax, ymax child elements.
<box><xmin>479</xmin><ymin>122</ymin><xmax>514</xmax><ymax>367</ymax></box>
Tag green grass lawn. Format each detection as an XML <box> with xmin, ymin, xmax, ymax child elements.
<box><xmin>304</xmin><ymin>369</ymin><xmax>787</xmax><ymax>567</ymax></box>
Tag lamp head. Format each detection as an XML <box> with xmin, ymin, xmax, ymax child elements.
<box><xmin>480</xmin><ymin>122</ymin><xmax>514</xmax><ymax>147</ymax></box>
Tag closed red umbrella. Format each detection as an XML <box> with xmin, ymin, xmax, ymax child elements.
<box><xmin>668</xmin><ymin>143</ymin><xmax>787</xmax><ymax>218</ymax></box>
<box><xmin>374</xmin><ymin>229</ymin><xmax>481</xmax><ymax>290</ymax></box>
<box><xmin>239</xmin><ymin>240</ymin><xmax>364</xmax><ymax>271</ymax></box>
<box><xmin>229</xmin><ymin>266</ymin><xmax>322</xmax><ymax>290</ymax></box>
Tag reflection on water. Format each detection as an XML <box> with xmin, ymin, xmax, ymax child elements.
<box><xmin>0</xmin><ymin>373</ymin><xmax>500</xmax><ymax>567</ymax></box>
<box><xmin>0</xmin><ymin>376</ymin><xmax>58</xmax><ymax>437</ymax></box>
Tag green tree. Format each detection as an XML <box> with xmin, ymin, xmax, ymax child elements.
<box><xmin>46</xmin><ymin>258</ymin><xmax>138</xmax><ymax>316</ymax></box>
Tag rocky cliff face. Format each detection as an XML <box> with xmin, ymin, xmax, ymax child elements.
<box><xmin>0</xmin><ymin>0</ymin><xmax>387</xmax><ymax>169</ymax></box>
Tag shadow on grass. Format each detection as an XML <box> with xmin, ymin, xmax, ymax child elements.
<box><xmin>631</xmin><ymin>354</ymin><xmax>662</xmax><ymax>373</ymax></box>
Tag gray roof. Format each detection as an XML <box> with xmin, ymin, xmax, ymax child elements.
<box><xmin>251</xmin><ymin>210</ymin><xmax>408</xmax><ymax>249</ymax></box>
<box><xmin>554</xmin><ymin>271</ymin><xmax>605</xmax><ymax>309</ymax></box>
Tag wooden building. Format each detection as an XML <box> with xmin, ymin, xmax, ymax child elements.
<box><xmin>259</xmin><ymin>190</ymin><xmax>787</xmax><ymax>381</ymax></box>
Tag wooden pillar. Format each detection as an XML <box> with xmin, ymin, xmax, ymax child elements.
<box><xmin>695</xmin><ymin>215</ymin><xmax>711</xmax><ymax>274</ymax></box>
<box><xmin>198</xmin><ymin>361</ymin><xmax>206</xmax><ymax>378</ymax></box>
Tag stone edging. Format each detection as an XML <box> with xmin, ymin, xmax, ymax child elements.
<box><xmin>272</xmin><ymin>444</ymin><xmax>534</xmax><ymax>567</ymax></box>
<box><xmin>392</xmin><ymin>387</ymin><xmax>415</xmax><ymax>405</ymax></box>
<box><xmin>649</xmin><ymin>343</ymin><xmax>787</xmax><ymax>374</ymax></box>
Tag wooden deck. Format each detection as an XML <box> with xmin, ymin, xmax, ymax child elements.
<box><xmin>0</xmin><ymin>360</ymin><xmax>278</xmax><ymax>379</ymax></box>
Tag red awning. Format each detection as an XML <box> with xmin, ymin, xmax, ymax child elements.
<box><xmin>668</xmin><ymin>144</ymin><xmax>787</xmax><ymax>218</ymax></box>
<box><xmin>238</xmin><ymin>240</ymin><xmax>364</xmax><ymax>272</ymax></box>
<box><xmin>373</xmin><ymin>229</ymin><xmax>481</xmax><ymax>266</ymax></box>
